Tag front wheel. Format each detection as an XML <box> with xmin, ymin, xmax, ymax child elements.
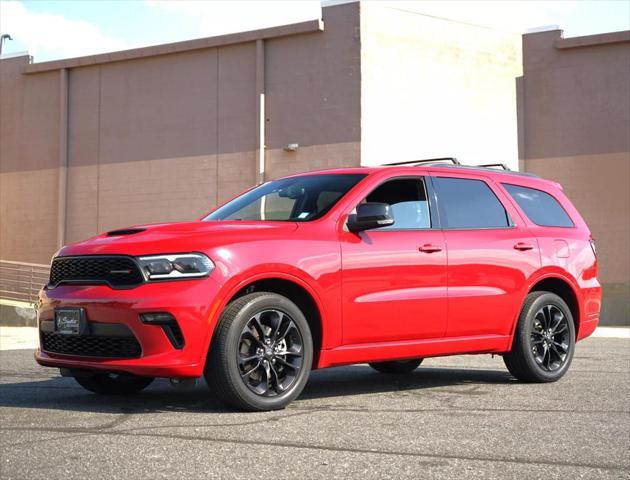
<box><xmin>369</xmin><ymin>358</ymin><xmax>423</xmax><ymax>374</ymax></box>
<box><xmin>73</xmin><ymin>372</ymin><xmax>154</xmax><ymax>395</ymax></box>
<box><xmin>205</xmin><ymin>292</ymin><xmax>313</xmax><ymax>411</ymax></box>
<box><xmin>503</xmin><ymin>291</ymin><xmax>575</xmax><ymax>383</ymax></box>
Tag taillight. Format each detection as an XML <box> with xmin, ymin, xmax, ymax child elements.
<box><xmin>589</xmin><ymin>239</ymin><xmax>597</xmax><ymax>257</ymax></box>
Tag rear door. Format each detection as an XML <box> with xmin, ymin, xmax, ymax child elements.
<box><xmin>431</xmin><ymin>173</ymin><xmax>541</xmax><ymax>337</ymax></box>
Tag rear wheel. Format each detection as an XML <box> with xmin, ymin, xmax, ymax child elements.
<box><xmin>73</xmin><ymin>372</ymin><xmax>154</xmax><ymax>395</ymax></box>
<box><xmin>205</xmin><ymin>292</ymin><xmax>313</xmax><ymax>411</ymax></box>
<box><xmin>369</xmin><ymin>358</ymin><xmax>423</xmax><ymax>374</ymax></box>
<box><xmin>503</xmin><ymin>291</ymin><xmax>575</xmax><ymax>382</ymax></box>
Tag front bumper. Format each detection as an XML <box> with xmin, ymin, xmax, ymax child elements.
<box><xmin>35</xmin><ymin>278</ymin><xmax>222</xmax><ymax>378</ymax></box>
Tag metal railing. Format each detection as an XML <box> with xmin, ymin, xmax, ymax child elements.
<box><xmin>0</xmin><ymin>260</ymin><xmax>50</xmax><ymax>305</ymax></box>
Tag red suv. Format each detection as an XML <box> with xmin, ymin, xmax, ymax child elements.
<box><xmin>36</xmin><ymin>161</ymin><xmax>602</xmax><ymax>411</ymax></box>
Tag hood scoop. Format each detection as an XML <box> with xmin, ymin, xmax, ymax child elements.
<box><xmin>107</xmin><ymin>228</ymin><xmax>146</xmax><ymax>236</ymax></box>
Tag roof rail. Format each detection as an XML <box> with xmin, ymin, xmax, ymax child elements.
<box><xmin>478</xmin><ymin>163</ymin><xmax>511</xmax><ymax>171</ymax></box>
<box><xmin>381</xmin><ymin>157</ymin><xmax>460</xmax><ymax>166</ymax></box>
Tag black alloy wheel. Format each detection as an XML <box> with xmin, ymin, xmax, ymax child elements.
<box><xmin>205</xmin><ymin>292</ymin><xmax>313</xmax><ymax>411</ymax></box>
<box><xmin>529</xmin><ymin>304</ymin><xmax>571</xmax><ymax>372</ymax></box>
<box><xmin>504</xmin><ymin>291</ymin><xmax>575</xmax><ymax>382</ymax></box>
<box><xmin>238</xmin><ymin>309</ymin><xmax>304</xmax><ymax>396</ymax></box>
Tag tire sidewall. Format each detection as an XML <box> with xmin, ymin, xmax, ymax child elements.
<box><xmin>221</xmin><ymin>294</ymin><xmax>313</xmax><ymax>410</ymax></box>
<box><xmin>519</xmin><ymin>293</ymin><xmax>576</xmax><ymax>381</ymax></box>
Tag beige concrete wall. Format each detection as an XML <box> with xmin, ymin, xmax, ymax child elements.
<box><xmin>520</xmin><ymin>30</ymin><xmax>630</xmax><ymax>325</ymax></box>
<box><xmin>360</xmin><ymin>3</ymin><xmax>522</xmax><ymax>168</ymax></box>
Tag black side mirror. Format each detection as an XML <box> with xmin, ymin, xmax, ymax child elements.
<box><xmin>347</xmin><ymin>202</ymin><xmax>395</xmax><ymax>233</ymax></box>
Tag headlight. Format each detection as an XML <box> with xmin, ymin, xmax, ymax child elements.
<box><xmin>138</xmin><ymin>253</ymin><xmax>214</xmax><ymax>280</ymax></box>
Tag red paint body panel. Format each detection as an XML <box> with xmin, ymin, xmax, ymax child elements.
<box><xmin>35</xmin><ymin>165</ymin><xmax>601</xmax><ymax>377</ymax></box>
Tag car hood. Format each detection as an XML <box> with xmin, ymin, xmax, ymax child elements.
<box><xmin>57</xmin><ymin>221</ymin><xmax>299</xmax><ymax>257</ymax></box>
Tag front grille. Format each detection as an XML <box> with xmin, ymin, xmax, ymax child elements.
<box><xmin>49</xmin><ymin>256</ymin><xmax>144</xmax><ymax>288</ymax></box>
<box><xmin>41</xmin><ymin>332</ymin><xmax>142</xmax><ymax>358</ymax></box>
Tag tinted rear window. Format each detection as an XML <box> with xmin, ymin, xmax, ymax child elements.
<box><xmin>503</xmin><ymin>184</ymin><xmax>574</xmax><ymax>227</ymax></box>
<box><xmin>434</xmin><ymin>177</ymin><xmax>511</xmax><ymax>229</ymax></box>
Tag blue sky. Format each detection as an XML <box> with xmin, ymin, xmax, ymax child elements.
<box><xmin>1</xmin><ymin>0</ymin><xmax>629</xmax><ymax>62</ymax></box>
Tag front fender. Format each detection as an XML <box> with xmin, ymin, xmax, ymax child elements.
<box><xmin>201</xmin><ymin>265</ymin><xmax>337</xmax><ymax>368</ymax></box>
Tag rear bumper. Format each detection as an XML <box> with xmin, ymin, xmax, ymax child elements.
<box><xmin>577</xmin><ymin>315</ymin><xmax>599</xmax><ymax>341</ymax></box>
<box><xmin>35</xmin><ymin>278</ymin><xmax>222</xmax><ymax>378</ymax></box>
<box><xmin>577</xmin><ymin>283</ymin><xmax>602</xmax><ymax>341</ymax></box>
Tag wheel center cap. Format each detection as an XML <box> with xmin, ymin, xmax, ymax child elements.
<box><xmin>264</xmin><ymin>347</ymin><xmax>274</xmax><ymax>358</ymax></box>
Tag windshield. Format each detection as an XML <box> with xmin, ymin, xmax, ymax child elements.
<box><xmin>204</xmin><ymin>174</ymin><xmax>366</xmax><ymax>222</ymax></box>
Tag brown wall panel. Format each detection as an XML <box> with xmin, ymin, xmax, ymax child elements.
<box><xmin>521</xmin><ymin>31</ymin><xmax>630</xmax><ymax>324</ymax></box>
<box><xmin>265</xmin><ymin>3</ymin><xmax>361</xmax><ymax>151</ymax></box>
<box><xmin>522</xmin><ymin>31</ymin><xmax>630</xmax><ymax>159</ymax></box>
<box><xmin>97</xmin><ymin>49</ymin><xmax>220</xmax><ymax>166</ymax></box>
<box><xmin>0</xmin><ymin>56</ymin><xmax>60</xmax><ymax>262</ymax></box>
<box><xmin>1</xmin><ymin>4</ymin><xmax>361</xmax><ymax>266</ymax></box>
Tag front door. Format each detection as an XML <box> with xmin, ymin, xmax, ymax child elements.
<box><xmin>340</xmin><ymin>176</ymin><xmax>447</xmax><ymax>344</ymax></box>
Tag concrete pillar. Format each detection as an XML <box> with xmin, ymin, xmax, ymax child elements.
<box><xmin>255</xmin><ymin>39</ymin><xmax>266</xmax><ymax>184</ymax></box>
<box><xmin>57</xmin><ymin>68</ymin><xmax>68</xmax><ymax>249</ymax></box>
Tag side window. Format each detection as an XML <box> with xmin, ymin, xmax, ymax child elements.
<box><xmin>363</xmin><ymin>178</ymin><xmax>431</xmax><ymax>230</ymax></box>
<box><xmin>503</xmin><ymin>184</ymin><xmax>574</xmax><ymax>227</ymax></box>
<box><xmin>434</xmin><ymin>177</ymin><xmax>511</xmax><ymax>229</ymax></box>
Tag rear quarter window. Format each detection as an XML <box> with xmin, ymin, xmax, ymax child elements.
<box><xmin>503</xmin><ymin>184</ymin><xmax>574</xmax><ymax>228</ymax></box>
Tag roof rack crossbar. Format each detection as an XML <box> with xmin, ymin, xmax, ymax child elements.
<box><xmin>381</xmin><ymin>157</ymin><xmax>461</xmax><ymax>167</ymax></box>
<box><xmin>478</xmin><ymin>163</ymin><xmax>511</xmax><ymax>171</ymax></box>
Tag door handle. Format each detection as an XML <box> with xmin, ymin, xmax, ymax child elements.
<box><xmin>419</xmin><ymin>244</ymin><xmax>442</xmax><ymax>253</ymax></box>
<box><xmin>514</xmin><ymin>242</ymin><xmax>534</xmax><ymax>251</ymax></box>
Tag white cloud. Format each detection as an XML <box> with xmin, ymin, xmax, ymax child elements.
<box><xmin>146</xmin><ymin>0</ymin><xmax>321</xmax><ymax>37</ymax></box>
<box><xmin>0</xmin><ymin>0</ymin><xmax>128</xmax><ymax>61</ymax></box>
<box><xmin>370</xmin><ymin>1</ymin><xmax>574</xmax><ymax>34</ymax></box>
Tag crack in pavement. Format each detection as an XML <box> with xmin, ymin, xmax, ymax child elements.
<box><xmin>1</xmin><ymin>424</ymin><xmax>628</xmax><ymax>472</ymax></box>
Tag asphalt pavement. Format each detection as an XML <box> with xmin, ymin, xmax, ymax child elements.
<box><xmin>0</xmin><ymin>336</ymin><xmax>628</xmax><ymax>479</ymax></box>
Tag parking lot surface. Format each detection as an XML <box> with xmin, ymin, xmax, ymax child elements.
<box><xmin>1</xmin><ymin>336</ymin><xmax>628</xmax><ymax>479</ymax></box>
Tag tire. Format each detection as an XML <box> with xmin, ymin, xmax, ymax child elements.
<box><xmin>369</xmin><ymin>358</ymin><xmax>423</xmax><ymax>374</ymax></box>
<box><xmin>73</xmin><ymin>372</ymin><xmax>154</xmax><ymax>395</ymax></box>
<box><xmin>503</xmin><ymin>291</ymin><xmax>575</xmax><ymax>383</ymax></box>
<box><xmin>205</xmin><ymin>292</ymin><xmax>313</xmax><ymax>411</ymax></box>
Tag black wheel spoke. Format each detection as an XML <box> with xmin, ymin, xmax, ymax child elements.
<box><xmin>239</xmin><ymin>354</ymin><xmax>260</xmax><ymax>365</ymax></box>
<box><xmin>277</xmin><ymin>320</ymin><xmax>296</xmax><ymax>342</ymax></box>
<box><xmin>250</xmin><ymin>314</ymin><xmax>266</xmax><ymax>340</ymax></box>
<box><xmin>545</xmin><ymin>346</ymin><xmax>553</xmax><ymax>369</ymax></box>
<box><xmin>553</xmin><ymin>341</ymin><xmax>568</xmax><ymax>352</ymax></box>
<box><xmin>553</xmin><ymin>324</ymin><xmax>568</xmax><ymax>335</ymax></box>
<box><xmin>241</xmin><ymin>360</ymin><xmax>262</xmax><ymax>378</ymax></box>
<box><xmin>551</xmin><ymin>344</ymin><xmax>565</xmax><ymax>360</ymax></box>
<box><xmin>275</xmin><ymin>357</ymin><xmax>298</xmax><ymax>370</ymax></box>
<box><xmin>281</xmin><ymin>350</ymin><xmax>302</xmax><ymax>358</ymax></box>
<box><xmin>542</xmin><ymin>306</ymin><xmax>552</xmax><ymax>329</ymax></box>
<box><xmin>241</xmin><ymin>330</ymin><xmax>264</xmax><ymax>347</ymax></box>
<box><xmin>269</xmin><ymin>312</ymin><xmax>283</xmax><ymax>343</ymax></box>
<box><xmin>237</xmin><ymin>309</ymin><xmax>304</xmax><ymax>397</ymax></box>
<box><xmin>269</xmin><ymin>363</ymin><xmax>284</xmax><ymax>393</ymax></box>
<box><xmin>529</xmin><ymin>304</ymin><xmax>571</xmax><ymax>373</ymax></box>
<box><xmin>550</xmin><ymin>311</ymin><xmax>564</xmax><ymax>332</ymax></box>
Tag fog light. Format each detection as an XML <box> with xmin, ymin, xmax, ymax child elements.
<box><xmin>140</xmin><ymin>312</ymin><xmax>175</xmax><ymax>324</ymax></box>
